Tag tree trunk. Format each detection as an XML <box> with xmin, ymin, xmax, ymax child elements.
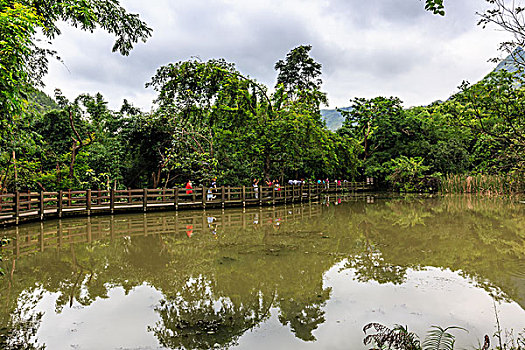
<box><xmin>69</xmin><ymin>141</ymin><xmax>79</xmax><ymax>180</ymax></box>
<box><xmin>13</xmin><ymin>150</ymin><xmax>18</xmax><ymax>190</ymax></box>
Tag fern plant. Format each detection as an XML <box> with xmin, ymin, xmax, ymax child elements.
<box><xmin>363</xmin><ymin>323</ymin><xmax>467</xmax><ymax>350</ymax></box>
<box><xmin>363</xmin><ymin>323</ymin><xmax>421</xmax><ymax>350</ymax></box>
<box><xmin>422</xmin><ymin>326</ymin><xmax>467</xmax><ymax>350</ymax></box>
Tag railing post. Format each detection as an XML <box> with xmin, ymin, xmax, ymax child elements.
<box><xmin>87</xmin><ymin>216</ymin><xmax>92</xmax><ymax>243</ymax></box>
<box><xmin>259</xmin><ymin>186</ymin><xmax>263</xmax><ymax>206</ymax></box>
<box><xmin>14</xmin><ymin>191</ymin><xmax>20</xmax><ymax>225</ymax></box>
<box><xmin>58</xmin><ymin>190</ymin><xmax>63</xmax><ymax>218</ymax></box>
<box><xmin>242</xmin><ymin>185</ymin><xmax>246</xmax><ymax>207</ymax></box>
<box><xmin>39</xmin><ymin>222</ymin><xmax>44</xmax><ymax>252</ymax></box>
<box><xmin>143</xmin><ymin>188</ymin><xmax>147</xmax><ymax>212</ymax></box>
<box><xmin>292</xmin><ymin>184</ymin><xmax>295</xmax><ymax>202</ymax></box>
<box><xmin>202</xmin><ymin>187</ymin><xmax>206</xmax><ymax>209</ymax></box>
<box><xmin>110</xmin><ymin>189</ymin><xmax>115</xmax><ymax>214</ymax></box>
<box><xmin>300</xmin><ymin>183</ymin><xmax>304</xmax><ymax>202</ymax></box>
<box><xmin>39</xmin><ymin>191</ymin><xmax>45</xmax><ymax>221</ymax></box>
<box><xmin>272</xmin><ymin>185</ymin><xmax>275</xmax><ymax>206</ymax></box>
<box><xmin>86</xmin><ymin>189</ymin><xmax>91</xmax><ymax>216</ymax></box>
<box><xmin>221</xmin><ymin>186</ymin><xmax>225</xmax><ymax>208</ymax></box>
<box><xmin>308</xmin><ymin>183</ymin><xmax>311</xmax><ymax>200</ymax></box>
<box><xmin>174</xmin><ymin>188</ymin><xmax>179</xmax><ymax>210</ymax></box>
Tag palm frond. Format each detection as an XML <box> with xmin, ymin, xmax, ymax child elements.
<box><xmin>422</xmin><ymin>325</ymin><xmax>467</xmax><ymax>350</ymax></box>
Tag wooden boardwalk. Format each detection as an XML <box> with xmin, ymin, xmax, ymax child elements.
<box><xmin>0</xmin><ymin>182</ymin><xmax>373</xmax><ymax>226</ymax></box>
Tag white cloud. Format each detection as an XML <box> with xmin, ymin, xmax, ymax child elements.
<box><xmin>42</xmin><ymin>0</ymin><xmax>511</xmax><ymax>111</ymax></box>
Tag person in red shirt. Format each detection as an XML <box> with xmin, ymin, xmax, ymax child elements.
<box><xmin>185</xmin><ymin>180</ymin><xmax>193</xmax><ymax>194</ymax></box>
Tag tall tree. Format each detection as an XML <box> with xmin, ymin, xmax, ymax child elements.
<box><xmin>275</xmin><ymin>45</ymin><xmax>322</xmax><ymax>93</ymax></box>
<box><xmin>0</xmin><ymin>0</ymin><xmax>151</xmax><ymax>190</ymax></box>
<box><xmin>274</xmin><ymin>45</ymin><xmax>327</xmax><ymax>108</ymax></box>
<box><xmin>440</xmin><ymin>70</ymin><xmax>525</xmax><ymax>173</ymax></box>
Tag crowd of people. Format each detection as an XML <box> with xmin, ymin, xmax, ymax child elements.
<box><xmin>182</xmin><ymin>178</ymin><xmax>351</xmax><ymax>202</ymax></box>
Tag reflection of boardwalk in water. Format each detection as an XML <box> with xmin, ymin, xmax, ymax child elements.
<box><xmin>2</xmin><ymin>193</ymin><xmax>373</xmax><ymax>259</ymax></box>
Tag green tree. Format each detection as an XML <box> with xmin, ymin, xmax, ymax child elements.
<box><xmin>440</xmin><ymin>70</ymin><xmax>525</xmax><ymax>174</ymax></box>
<box><xmin>1</xmin><ymin>0</ymin><xmax>151</xmax><ymax>118</ymax></box>
<box><xmin>0</xmin><ymin>0</ymin><xmax>151</xmax><ymax>191</ymax></box>
<box><xmin>0</xmin><ymin>1</ymin><xmax>41</xmax><ymax>118</ymax></box>
<box><xmin>147</xmin><ymin>58</ymin><xmax>267</xmax><ymax>186</ymax></box>
<box><xmin>340</xmin><ymin>96</ymin><xmax>404</xmax><ymax>163</ymax></box>
<box><xmin>274</xmin><ymin>44</ymin><xmax>327</xmax><ymax>110</ymax></box>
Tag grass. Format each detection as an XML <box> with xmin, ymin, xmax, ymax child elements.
<box><xmin>440</xmin><ymin>173</ymin><xmax>524</xmax><ymax>196</ymax></box>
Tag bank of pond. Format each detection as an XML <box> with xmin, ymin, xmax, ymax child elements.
<box><xmin>0</xmin><ymin>194</ymin><xmax>524</xmax><ymax>349</ymax></box>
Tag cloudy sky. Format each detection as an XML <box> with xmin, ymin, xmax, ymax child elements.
<box><xmin>42</xmin><ymin>0</ymin><xmax>510</xmax><ymax>111</ymax></box>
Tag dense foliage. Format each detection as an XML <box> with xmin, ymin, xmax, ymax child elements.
<box><xmin>1</xmin><ymin>1</ymin><xmax>524</xmax><ymax>193</ymax></box>
<box><xmin>2</xmin><ymin>51</ymin><xmax>525</xmax><ymax>192</ymax></box>
<box><xmin>1</xmin><ymin>45</ymin><xmax>362</xmax><ymax>191</ymax></box>
<box><xmin>336</xmin><ymin>68</ymin><xmax>525</xmax><ymax>192</ymax></box>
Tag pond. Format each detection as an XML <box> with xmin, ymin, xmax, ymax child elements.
<box><xmin>0</xmin><ymin>194</ymin><xmax>524</xmax><ymax>349</ymax></box>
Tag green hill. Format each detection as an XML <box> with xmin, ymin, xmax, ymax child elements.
<box><xmin>28</xmin><ymin>90</ymin><xmax>59</xmax><ymax>114</ymax></box>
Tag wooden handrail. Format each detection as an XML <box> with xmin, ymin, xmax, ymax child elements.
<box><xmin>0</xmin><ymin>181</ymin><xmax>374</xmax><ymax>226</ymax></box>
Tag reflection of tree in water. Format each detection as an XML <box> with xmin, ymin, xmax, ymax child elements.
<box><xmin>0</xmin><ymin>289</ymin><xmax>45</xmax><ymax>350</ymax></box>
<box><xmin>347</xmin><ymin>253</ymin><xmax>407</xmax><ymax>285</ymax></box>
<box><xmin>0</xmin><ymin>196</ymin><xmax>524</xmax><ymax>347</ymax></box>
<box><xmin>277</xmin><ymin>286</ymin><xmax>331</xmax><ymax>341</ymax></box>
<box><xmin>149</xmin><ymin>276</ymin><xmax>275</xmax><ymax>349</ymax></box>
<box><xmin>344</xmin><ymin>219</ymin><xmax>408</xmax><ymax>285</ymax></box>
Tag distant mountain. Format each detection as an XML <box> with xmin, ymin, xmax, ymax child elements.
<box><xmin>493</xmin><ymin>46</ymin><xmax>525</xmax><ymax>74</ymax></box>
<box><xmin>321</xmin><ymin>107</ymin><xmax>351</xmax><ymax>131</ymax></box>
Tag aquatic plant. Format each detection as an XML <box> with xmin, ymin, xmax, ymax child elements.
<box><xmin>363</xmin><ymin>322</ymin><xmax>525</xmax><ymax>350</ymax></box>
<box><xmin>363</xmin><ymin>323</ymin><xmax>420</xmax><ymax>350</ymax></box>
<box><xmin>363</xmin><ymin>323</ymin><xmax>466</xmax><ymax>350</ymax></box>
<box><xmin>440</xmin><ymin>173</ymin><xmax>524</xmax><ymax>195</ymax></box>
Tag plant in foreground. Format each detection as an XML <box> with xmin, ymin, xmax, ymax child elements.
<box><xmin>363</xmin><ymin>323</ymin><xmax>467</xmax><ymax>350</ymax></box>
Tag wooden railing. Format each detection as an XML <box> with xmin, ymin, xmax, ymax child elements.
<box><xmin>0</xmin><ymin>181</ymin><xmax>373</xmax><ymax>226</ymax></box>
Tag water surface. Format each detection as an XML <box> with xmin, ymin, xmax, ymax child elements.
<box><xmin>1</xmin><ymin>194</ymin><xmax>524</xmax><ymax>349</ymax></box>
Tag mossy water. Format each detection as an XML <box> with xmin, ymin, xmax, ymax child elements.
<box><xmin>0</xmin><ymin>194</ymin><xmax>523</xmax><ymax>349</ymax></box>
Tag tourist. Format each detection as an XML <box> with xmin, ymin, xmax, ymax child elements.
<box><xmin>185</xmin><ymin>180</ymin><xmax>193</xmax><ymax>194</ymax></box>
<box><xmin>206</xmin><ymin>187</ymin><xmax>214</xmax><ymax>201</ymax></box>
<box><xmin>207</xmin><ymin>177</ymin><xmax>217</xmax><ymax>201</ymax></box>
<box><xmin>253</xmin><ymin>179</ymin><xmax>259</xmax><ymax>199</ymax></box>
